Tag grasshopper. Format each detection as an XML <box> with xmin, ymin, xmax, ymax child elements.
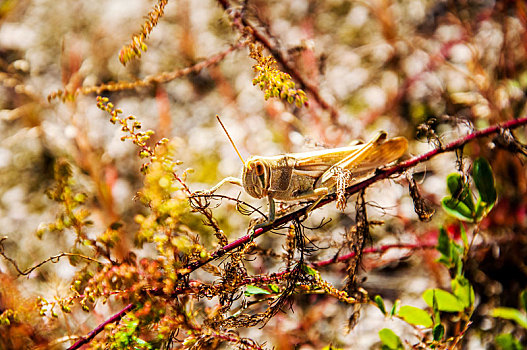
<box><xmin>202</xmin><ymin>117</ymin><xmax>408</xmax><ymax>227</ymax></box>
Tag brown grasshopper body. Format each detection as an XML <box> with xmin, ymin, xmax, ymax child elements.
<box><xmin>203</xmin><ymin>127</ymin><xmax>408</xmax><ymax>226</ymax></box>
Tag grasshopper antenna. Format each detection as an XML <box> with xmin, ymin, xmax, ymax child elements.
<box><xmin>216</xmin><ymin>115</ymin><xmax>245</xmax><ymax>165</ymax></box>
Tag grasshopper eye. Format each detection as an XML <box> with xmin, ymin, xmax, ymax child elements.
<box><xmin>255</xmin><ymin>162</ymin><xmax>265</xmax><ymax>176</ymax></box>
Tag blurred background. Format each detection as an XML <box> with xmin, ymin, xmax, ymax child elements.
<box><xmin>1</xmin><ymin>0</ymin><xmax>527</xmax><ymax>348</ymax></box>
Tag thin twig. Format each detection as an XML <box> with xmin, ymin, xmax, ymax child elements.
<box><xmin>0</xmin><ymin>237</ymin><xmax>104</xmax><ymax>276</ymax></box>
<box><xmin>66</xmin><ymin>303</ymin><xmax>134</xmax><ymax>350</ymax></box>
<box><xmin>48</xmin><ymin>43</ymin><xmax>243</xmax><ymax>100</ymax></box>
<box><xmin>240</xmin><ymin>242</ymin><xmax>437</xmax><ymax>284</ymax></box>
<box><xmin>217</xmin><ymin>0</ymin><xmax>340</xmax><ymax>121</ymax></box>
<box><xmin>191</xmin><ymin>193</ymin><xmax>267</xmax><ymax>217</ymax></box>
<box><xmin>312</xmin><ymin>242</ymin><xmax>436</xmax><ymax>268</ymax></box>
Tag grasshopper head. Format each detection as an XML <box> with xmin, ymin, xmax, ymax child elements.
<box><xmin>242</xmin><ymin>157</ymin><xmax>270</xmax><ymax>199</ymax></box>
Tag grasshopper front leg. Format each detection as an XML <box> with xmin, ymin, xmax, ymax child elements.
<box><xmin>203</xmin><ymin>176</ymin><xmax>243</xmax><ymax>195</ymax></box>
<box><xmin>200</xmin><ymin>177</ymin><xmax>274</xmax><ymax>232</ymax></box>
<box><xmin>252</xmin><ymin>195</ymin><xmax>276</xmax><ymax>232</ymax></box>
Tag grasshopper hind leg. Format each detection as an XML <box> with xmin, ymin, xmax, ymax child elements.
<box><xmin>303</xmin><ymin>187</ymin><xmax>330</xmax><ymax>219</ymax></box>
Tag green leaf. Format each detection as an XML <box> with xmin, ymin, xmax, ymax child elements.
<box><xmin>433</xmin><ymin>324</ymin><xmax>444</xmax><ymax>341</ymax></box>
<box><xmin>134</xmin><ymin>337</ymin><xmax>152</xmax><ymax>349</ymax></box>
<box><xmin>520</xmin><ymin>289</ymin><xmax>527</xmax><ymax>313</ymax></box>
<box><xmin>475</xmin><ymin>197</ymin><xmax>496</xmax><ymax>221</ymax></box>
<box><xmin>451</xmin><ymin>276</ymin><xmax>475</xmax><ymax>309</ymax></box>
<box><xmin>302</xmin><ymin>264</ymin><xmax>318</xmax><ymax>276</ymax></box>
<box><xmin>445</xmin><ymin>172</ymin><xmax>477</xmax><ymax>212</ymax></box>
<box><xmin>378</xmin><ymin>328</ymin><xmax>403</xmax><ymax>350</ymax></box>
<box><xmin>495</xmin><ymin>333</ymin><xmax>523</xmax><ymax>350</ymax></box>
<box><xmin>397</xmin><ymin>305</ymin><xmax>433</xmax><ymax>327</ymax></box>
<box><xmin>446</xmin><ymin>173</ymin><xmax>463</xmax><ymax>197</ymax></box>
<box><xmin>244</xmin><ymin>285</ymin><xmax>271</xmax><ymax>296</ymax></box>
<box><xmin>432</xmin><ymin>290</ymin><xmax>440</xmax><ymax>324</ymax></box>
<box><xmin>436</xmin><ymin>227</ymin><xmax>464</xmax><ymax>273</ymax></box>
<box><xmin>437</xmin><ymin>227</ymin><xmax>450</xmax><ymax>258</ymax></box>
<box><xmin>451</xmin><ymin>241</ymin><xmax>465</xmax><ymax>276</ymax></box>
<box><xmin>423</xmin><ymin>289</ymin><xmax>464</xmax><ymax>312</ymax></box>
<box><xmin>269</xmin><ymin>284</ymin><xmax>280</xmax><ymax>293</ymax></box>
<box><xmin>441</xmin><ymin>197</ymin><xmax>474</xmax><ymax>222</ymax></box>
<box><xmin>390</xmin><ymin>300</ymin><xmax>400</xmax><ymax>317</ymax></box>
<box><xmin>461</xmin><ymin>191</ymin><xmax>475</xmax><ymax>212</ymax></box>
<box><xmin>374</xmin><ymin>295</ymin><xmax>386</xmax><ymax>315</ymax></box>
<box><xmin>473</xmin><ymin>157</ymin><xmax>497</xmax><ymax>204</ymax></box>
<box><xmin>492</xmin><ymin>307</ymin><xmax>527</xmax><ymax>329</ymax></box>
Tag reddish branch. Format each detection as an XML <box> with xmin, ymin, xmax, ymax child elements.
<box><xmin>67</xmin><ymin>116</ymin><xmax>527</xmax><ymax>349</ymax></box>
<box><xmin>64</xmin><ymin>242</ymin><xmax>440</xmax><ymax>350</ymax></box>
<box><xmin>49</xmin><ymin>44</ymin><xmax>242</xmax><ymax>100</ymax></box>
<box><xmin>241</xmin><ymin>242</ymin><xmax>438</xmax><ymax>284</ymax></box>
<box><xmin>217</xmin><ymin>0</ymin><xmax>340</xmax><ymax>121</ymax></box>
<box><xmin>312</xmin><ymin>242</ymin><xmax>437</xmax><ymax>268</ymax></box>
<box><xmin>66</xmin><ymin>303</ymin><xmax>134</xmax><ymax>350</ymax></box>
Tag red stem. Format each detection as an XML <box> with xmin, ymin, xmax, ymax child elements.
<box><xmin>312</xmin><ymin>242</ymin><xmax>437</xmax><ymax>268</ymax></box>
<box><xmin>67</xmin><ymin>303</ymin><xmax>134</xmax><ymax>350</ymax></box>
<box><xmin>241</xmin><ymin>241</ymin><xmax>437</xmax><ymax>283</ymax></box>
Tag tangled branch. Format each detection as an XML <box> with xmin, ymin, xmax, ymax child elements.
<box><xmin>65</xmin><ymin>116</ymin><xmax>527</xmax><ymax>349</ymax></box>
<box><xmin>0</xmin><ymin>237</ymin><xmax>103</xmax><ymax>276</ymax></box>
<box><xmin>48</xmin><ymin>43</ymin><xmax>242</xmax><ymax>101</ymax></box>
<box><xmin>181</xmin><ymin>115</ymin><xmax>527</xmax><ymax>277</ymax></box>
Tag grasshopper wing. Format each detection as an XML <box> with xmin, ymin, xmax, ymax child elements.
<box><xmin>316</xmin><ymin>132</ymin><xmax>407</xmax><ymax>189</ymax></box>
<box><xmin>292</xmin><ymin>143</ymin><xmax>373</xmax><ymax>179</ymax></box>
<box><xmin>353</xmin><ymin>136</ymin><xmax>407</xmax><ymax>173</ymax></box>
